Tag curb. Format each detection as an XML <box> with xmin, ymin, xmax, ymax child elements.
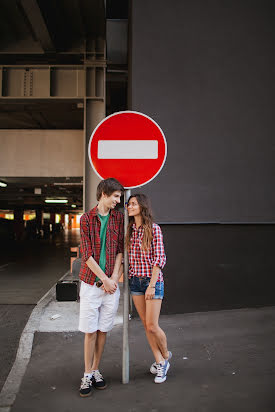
<box><xmin>0</xmin><ymin>271</ymin><xmax>70</xmax><ymax>412</ymax></box>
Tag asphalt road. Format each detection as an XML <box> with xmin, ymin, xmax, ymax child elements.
<box><xmin>0</xmin><ymin>304</ymin><xmax>34</xmax><ymax>392</ymax></box>
<box><xmin>11</xmin><ymin>307</ymin><xmax>275</xmax><ymax>412</ymax></box>
<box><xmin>0</xmin><ymin>229</ymin><xmax>80</xmax><ymax>391</ymax></box>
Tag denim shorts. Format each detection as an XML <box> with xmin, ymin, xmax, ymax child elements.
<box><xmin>129</xmin><ymin>276</ymin><xmax>164</xmax><ymax>299</ymax></box>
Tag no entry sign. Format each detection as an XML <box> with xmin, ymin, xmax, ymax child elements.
<box><xmin>88</xmin><ymin>111</ymin><xmax>167</xmax><ymax>188</ymax></box>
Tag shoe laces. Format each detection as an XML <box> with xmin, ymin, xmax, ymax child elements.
<box><xmin>156</xmin><ymin>363</ymin><xmax>165</xmax><ymax>377</ymax></box>
<box><xmin>93</xmin><ymin>370</ymin><xmax>104</xmax><ymax>382</ymax></box>
<box><xmin>80</xmin><ymin>376</ymin><xmax>92</xmax><ymax>389</ymax></box>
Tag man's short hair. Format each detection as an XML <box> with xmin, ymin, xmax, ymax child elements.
<box><xmin>96</xmin><ymin>178</ymin><xmax>124</xmax><ymax>201</ymax></box>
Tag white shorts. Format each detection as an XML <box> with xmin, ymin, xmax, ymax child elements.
<box><xmin>78</xmin><ymin>281</ymin><xmax>120</xmax><ymax>333</ymax></box>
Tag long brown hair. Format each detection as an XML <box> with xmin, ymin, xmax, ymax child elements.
<box><xmin>126</xmin><ymin>194</ymin><xmax>153</xmax><ymax>251</ymax></box>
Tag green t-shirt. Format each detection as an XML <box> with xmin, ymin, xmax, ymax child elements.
<box><xmin>96</xmin><ymin>213</ymin><xmax>110</xmax><ymax>281</ymax></box>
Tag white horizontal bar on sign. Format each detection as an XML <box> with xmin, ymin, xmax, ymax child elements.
<box><xmin>98</xmin><ymin>140</ymin><xmax>158</xmax><ymax>159</ymax></box>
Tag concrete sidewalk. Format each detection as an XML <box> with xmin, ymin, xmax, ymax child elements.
<box><xmin>1</xmin><ymin>281</ymin><xmax>275</xmax><ymax>412</ymax></box>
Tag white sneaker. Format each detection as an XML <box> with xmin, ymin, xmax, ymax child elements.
<box><xmin>150</xmin><ymin>351</ymin><xmax>172</xmax><ymax>374</ymax></box>
<box><xmin>154</xmin><ymin>359</ymin><xmax>170</xmax><ymax>383</ymax></box>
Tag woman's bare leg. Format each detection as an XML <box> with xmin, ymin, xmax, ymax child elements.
<box><xmin>146</xmin><ymin>299</ymin><xmax>169</xmax><ymax>363</ymax></box>
<box><xmin>132</xmin><ymin>295</ymin><xmax>163</xmax><ymax>363</ymax></box>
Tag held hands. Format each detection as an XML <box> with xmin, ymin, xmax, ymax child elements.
<box><xmin>145</xmin><ymin>285</ymin><xmax>155</xmax><ymax>300</ymax></box>
<box><xmin>102</xmin><ymin>277</ymin><xmax>117</xmax><ymax>294</ymax></box>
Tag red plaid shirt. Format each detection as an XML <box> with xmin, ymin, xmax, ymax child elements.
<box><xmin>128</xmin><ymin>223</ymin><xmax>166</xmax><ymax>281</ymax></box>
<box><xmin>79</xmin><ymin>206</ymin><xmax>124</xmax><ymax>285</ymax></box>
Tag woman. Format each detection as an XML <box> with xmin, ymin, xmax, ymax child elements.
<box><xmin>126</xmin><ymin>194</ymin><xmax>171</xmax><ymax>383</ymax></box>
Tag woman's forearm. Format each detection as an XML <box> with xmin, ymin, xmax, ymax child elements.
<box><xmin>149</xmin><ymin>265</ymin><xmax>161</xmax><ymax>286</ymax></box>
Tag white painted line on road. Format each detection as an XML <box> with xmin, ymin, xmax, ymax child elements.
<box><xmin>0</xmin><ymin>271</ymin><xmax>70</xmax><ymax>411</ymax></box>
<box><xmin>98</xmin><ymin>140</ymin><xmax>158</xmax><ymax>159</ymax></box>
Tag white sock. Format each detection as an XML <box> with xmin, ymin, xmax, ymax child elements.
<box><xmin>84</xmin><ymin>372</ymin><xmax>93</xmax><ymax>379</ymax></box>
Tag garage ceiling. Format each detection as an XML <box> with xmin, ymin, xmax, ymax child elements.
<box><xmin>0</xmin><ymin>176</ymin><xmax>83</xmax><ymax>212</ymax></box>
<box><xmin>0</xmin><ymin>0</ymin><xmax>106</xmax><ymax>57</ymax></box>
<box><xmin>0</xmin><ymin>0</ymin><xmax>128</xmax><ymax>213</ymax></box>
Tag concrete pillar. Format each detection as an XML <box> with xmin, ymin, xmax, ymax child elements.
<box><xmin>13</xmin><ymin>208</ymin><xmax>24</xmax><ymax>241</ymax></box>
<box><xmin>49</xmin><ymin>212</ymin><xmax>55</xmax><ymax>233</ymax></box>
<box><xmin>68</xmin><ymin>214</ymin><xmax>73</xmax><ymax>230</ymax></box>
<box><xmin>35</xmin><ymin>208</ymin><xmax>43</xmax><ymax>231</ymax></box>
<box><xmin>84</xmin><ymin>99</ymin><xmax>105</xmax><ymax>212</ymax></box>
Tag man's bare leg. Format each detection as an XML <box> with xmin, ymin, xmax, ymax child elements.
<box><xmin>91</xmin><ymin>331</ymin><xmax>107</xmax><ymax>370</ymax></box>
<box><xmin>84</xmin><ymin>332</ymin><xmax>97</xmax><ymax>373</ymax></box>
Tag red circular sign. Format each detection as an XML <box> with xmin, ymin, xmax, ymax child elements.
<box><xmin>88</xmin><ymin>111</ymin><xmax>167</xmax><ymax>188</ymax></box>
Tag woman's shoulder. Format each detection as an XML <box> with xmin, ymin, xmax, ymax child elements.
<box><xmin>152</xmin><ymin>222</ymin><xmax>162</xmax><ymax>233</ymax></box>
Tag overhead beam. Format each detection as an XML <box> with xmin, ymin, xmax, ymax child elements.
<box><xmin>27</xmin><ymin>111</ymin><xmax>51</xmax><ymax>128</ymax></box>
<box><xmin>20</xmin><ymin>0</ymin><xmax>55</xmax><ymax>52</ymax></box>
<box><xmin>68</xmin><ymin>0</ymin><xmax>86</xmax><ymax>39</ymax></box>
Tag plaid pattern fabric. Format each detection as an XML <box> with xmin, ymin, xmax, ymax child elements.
<box><xmin>79</xmin><ymin>206</ymin><xmax>124</xmax><ymax>285</ymax></box>
<box><xmin>128</xmin><ymin>223</ymin><xmax>166</xmax><ymax>281</ymax></box>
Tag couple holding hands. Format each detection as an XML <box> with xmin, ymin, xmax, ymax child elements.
<box><xmin>78</xmin><ymin>178</ymin><xmax>171</xmax><ymax>397</ymax></box>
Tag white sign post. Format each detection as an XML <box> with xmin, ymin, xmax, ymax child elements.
<box><xmin>122</xmin><ymin>189</ymin><xmax>131</xmax><ymax>384</ymax></box>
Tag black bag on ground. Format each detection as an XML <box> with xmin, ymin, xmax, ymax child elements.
<box><xmin>56</xmin><ymin>280</ymin><xmax>79</xmax><ymax>301</ymax></box>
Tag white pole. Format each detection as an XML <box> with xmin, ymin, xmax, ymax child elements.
<box><xmin>122</xmin><ymin>189</ymin><xmax>131</xmax><ymax>383</ymax></box>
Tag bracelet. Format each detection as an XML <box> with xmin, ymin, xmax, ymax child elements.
<box><xmin>149</xmin><ymin>285</ymin><xmax>156</xmax><ymax>288</ymax></box>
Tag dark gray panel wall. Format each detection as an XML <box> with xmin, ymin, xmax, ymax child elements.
<box><xmin>130</xmin><ymin>0</ymin><xmax>275</xmax><ymax>223</ymax></box>
<box><xmin>160</xmin><ymin>224</ymin><xmax>275</xmax><ymax>314</ymax></box>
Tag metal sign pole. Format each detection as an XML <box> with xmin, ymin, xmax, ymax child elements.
<box><xmin>122</xmin><ymin>188</ymin><xmax>131</xmax><ymax>384</ymax></box>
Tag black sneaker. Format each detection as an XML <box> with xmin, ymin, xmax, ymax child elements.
<box><xmin>79</xmin><ymin>375</ymin><xmax>93</xmax><ymax>397</ymax></box>
<box><xmin>92</xmin><ymin>370</ymin><xmax>107</xmax><ymax>390</ymax></box>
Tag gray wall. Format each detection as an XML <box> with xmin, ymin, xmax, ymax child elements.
<box><xmin>0</xmin><ymin>130</ymin><xmax>83</xmax><ymax>177</ymax></box>
<box><xmin>129</xmin><ymin>0</ymin><xmax>275</xmax><ymax>314</ymax></box>
<box><xmin>160</xmin><ymin>224</ymin><xmax>275</xmax><ymax>314</ymax></box>
<box><xmin>130</xmin><ymin>0</ymin><xmax>275</xmax><ymax>223</ymax></box>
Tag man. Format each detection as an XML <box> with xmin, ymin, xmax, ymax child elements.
<box><xmin>78</xmin><ymin>177</ymin><xmax>124</xmax><ymax>397</ymax></box>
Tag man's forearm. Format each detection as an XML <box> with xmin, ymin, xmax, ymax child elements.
<box><xmin>111</xmin><ymin>253</ymin><xmax>123</xmax><ymax>284</ymax></box>
<box><xmin>85</xmin><ymin>256</ymin><xmax>108</xmax><ymax>281</ymax></box>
